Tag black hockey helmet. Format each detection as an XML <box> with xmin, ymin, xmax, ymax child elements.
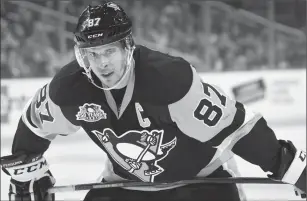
<box><xmin>74</xmin><ymin>1</ymin><xmax>132</xmax><ymax>48</ymax></box>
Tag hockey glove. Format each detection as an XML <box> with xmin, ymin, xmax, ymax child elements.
<box><xmin>268</xmin><ymin>140</ymin><xmax>306</xmax><ymax>197</ymax></box>
<box><xmin>1</xmin><ymin>152</ymin><xmax>55</xmax><ymax>201</ymax></box>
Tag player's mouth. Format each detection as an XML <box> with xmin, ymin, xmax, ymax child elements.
<box><xmin>101</xmin><ymin>72</ymin><xmax>114</xmax><ymax>78</ymax></box>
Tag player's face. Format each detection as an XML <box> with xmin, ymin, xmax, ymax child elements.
<box><xmin>84</xmin><ymin>42</ymin><xmax>127</xmax><ymax>87</ymax></box>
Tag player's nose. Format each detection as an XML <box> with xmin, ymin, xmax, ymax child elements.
<box><xmin>99</xmin><ymin>59</ymin><xmax>110</xmax><ymax>68</ymax></box>
<box><xmin>99</xmin><ymin>63</ymin><xmax>108</xmax><ymax>69</ymax></box>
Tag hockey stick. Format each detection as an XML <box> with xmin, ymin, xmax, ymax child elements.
<box><xmin>48</xmin><ymin>177</ymin><xmax>285</xmax><ymax>194</ymax></box>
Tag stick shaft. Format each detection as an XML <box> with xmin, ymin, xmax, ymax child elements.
<box><xmin>48</xmin><ymin>177</ymin><xmax>284</xmax><ymax>194</ymax></box>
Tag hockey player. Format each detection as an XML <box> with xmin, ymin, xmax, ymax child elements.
<box><xmin>1</xmin><ymin>2</ymin><xmax>306</xmax><ymax>201</ymax></box>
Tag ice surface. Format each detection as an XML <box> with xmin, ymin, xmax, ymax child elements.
<box><xmin>1</xmin><ymin>124</ymin><xmax>305</xmax><ymax>200</ymax></box>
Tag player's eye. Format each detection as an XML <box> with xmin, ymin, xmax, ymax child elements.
<box><xmin>88</xmin><ymin>52</ymin><xmax>98</xmax><ymax>58</ymax></box>
<box><xmin>104</xmin><ymin>49</ymin><xmax>115</xmax><ymax>56</ymax></box>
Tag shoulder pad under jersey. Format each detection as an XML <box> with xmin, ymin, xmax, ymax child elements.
<box><xmin>48</xmin><ymin>60</ymin><xmax>92</xmax><ymax>106</ymax></box>
<box><xmin>134</xmin><ymin>46</ymin><xmax>193</xmax><ymax>105</ymax></box>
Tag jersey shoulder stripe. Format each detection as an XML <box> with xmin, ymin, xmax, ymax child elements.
<box><xmin>22</xmin><ymin>82</ymin><xmax>80</xmax><ymax>141</ymax></box>
<box><xmin>168</xmin><ymin>66</ymin><xmax>239</xmax><ymax>142</ymax></box>
<box><xmin>21</xmin><ymin>60</ymin><xmax>83</xmax><ymax>141</ymax></box>
<box><xmin>168</xmin><ymin>65</ymin><xmax>263</xmax><ymax>151</ymax></box>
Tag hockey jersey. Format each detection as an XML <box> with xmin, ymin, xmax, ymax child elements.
<box><xmin>12</xmin><ymin>45</ymin><xmax>281</xmax><ymax>189</ymax></box>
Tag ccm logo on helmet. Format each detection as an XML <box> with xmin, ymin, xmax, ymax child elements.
<box><xmin>13</xmin><ymin>160</ymin><xmax>47</xmax><ymax>175</ymax></box>
<box><xmin>88</xmin><ymin>33</ymin><xmax>104</xmax><ymax>39</ymax></box>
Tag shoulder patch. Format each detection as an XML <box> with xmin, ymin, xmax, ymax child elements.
<box><xmin>134</xmin><ymin>46</ymin><xmax>193</xmax><ymax>105</ymax></box>
<box><xmin>76</xmin><ymin>103</ymin><xmax>107</xmax><ymax>122</ymax></box>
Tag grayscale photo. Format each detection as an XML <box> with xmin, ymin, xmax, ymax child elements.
<box><xmin>1</xmin><ymin>0</ymin><xmax>306</xmax><ymax>200</ymax></box>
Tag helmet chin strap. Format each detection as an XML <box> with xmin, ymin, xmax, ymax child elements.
<box><xmin>84</xmin><ymin>45</ymin><xmax>135</xmax><ymax>91</ymax></box>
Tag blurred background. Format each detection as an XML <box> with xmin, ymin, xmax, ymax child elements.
<box><xmin>1</xmin><ymin>0</ymin><xmax>306</xmax><ymax>200</ymax></box>
<box><xmin>1</xmin><ymin>0</ymin><xmax>306</xmax><ymax>77</ymax></box>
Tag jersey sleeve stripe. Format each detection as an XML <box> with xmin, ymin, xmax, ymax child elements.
<box><xmin>21</xmin><ymin>98</ymin><xmax>52</xmax><ymax>140</ymax></box>
<box><xmin>12</xmin><ymin>117</ymin><xmax>51</xmax><ymax>154</ymax></box>
<box><xmin>22</xmin><ymin>84</ymin><xmax>80</xmax><ymax>141</ymax></box>
<box><xmin>21</xmin><ymin>97</ymin><xmax>60</xmax><ymax>141</ymax></box>
<box><xmin>25</xmin><ymin>99</ymin><xmax>38</xmax><ymax>129</ymax></box>
<box><xmin>232</xmin><ymin>117</ymin><xmax>281</xmax><ymax>172</ymax></box>
<box><xmin>209</xmin><ymin>101</ymin><xmax>245</xmax><ymax>147</ymax></box>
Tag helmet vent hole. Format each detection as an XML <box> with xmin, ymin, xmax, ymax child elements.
<box><xmin>76</xmin><ymin>36</ymin><xmax>85</xmax><ymax>42</ymax></box>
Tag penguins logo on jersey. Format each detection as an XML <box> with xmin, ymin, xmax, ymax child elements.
<box><xmin>76</xmin><ymin>103</ymin><xmax>107</xmax><ymax>122</ymax></box>
<box><xmin>92</xmin><ymin>128</ymin><xmax>177</xmax><ymax>182</ymax></box>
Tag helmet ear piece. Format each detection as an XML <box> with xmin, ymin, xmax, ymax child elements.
<box><xmin>127</xmin><ymin>35</ymin><xmax>134</xmax><ymax>48</ymax></box>
<box><xmin>124</xmin><ymin>35</ymin><xmax>135</xmax><ymax>50</ymax></box>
